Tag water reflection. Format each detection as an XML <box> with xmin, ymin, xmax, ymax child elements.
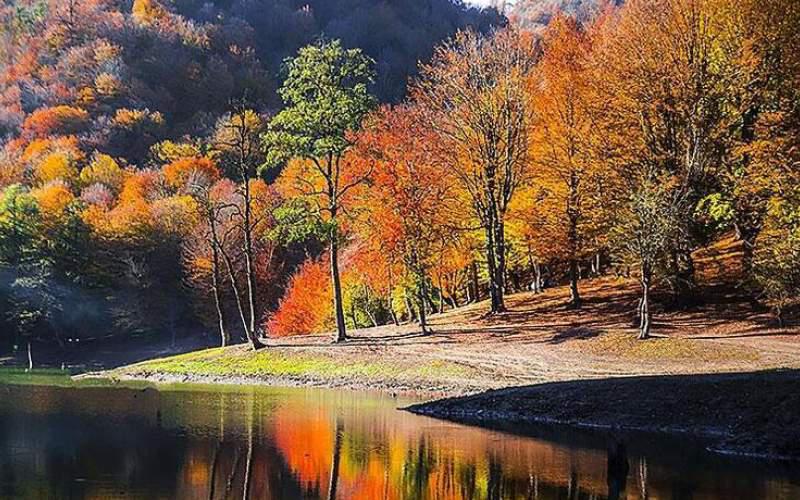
<box><xmin>0</xmin><ymin>382</ymin><xmax>798</xmax><ymax>499</ymax></box>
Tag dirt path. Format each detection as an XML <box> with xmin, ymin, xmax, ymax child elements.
<box><xmin>108</xmin><ymin>278</ymin><xmax>800</xmax><ymax>397</ymax></box>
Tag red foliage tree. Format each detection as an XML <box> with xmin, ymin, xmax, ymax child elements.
<box><xmin>266</xmin><ymin>257</ymin><xmax>333</xmax><ymax>337</ymax></box>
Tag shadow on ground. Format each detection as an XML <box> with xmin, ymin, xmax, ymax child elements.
<box><xmin>407</xmin><ymin>369</ymin><xmax>800</xmax><ymax>460</ymax></box>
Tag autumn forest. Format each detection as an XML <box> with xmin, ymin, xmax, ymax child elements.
<box><xmin>1</xmin><ymin>0</ymin><xmax>799</xmax><ymax>360</ymax></box>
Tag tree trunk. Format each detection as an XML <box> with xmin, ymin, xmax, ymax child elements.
<box><xmin>669</xmin><ymin>249</ymin><xmax>697</xmax><ymax>308</ymax></box>
<box><xmin>437</xmin><ymin>275</ymin><xmax>445</xmax><ymax>314</ymax></box>
<box><xmin>220</xmin><ymin>247</ymin><xmax>252</xmax><ymax>346</ymax></box>
<box><xmin>330</xmin><ymin>223</ymin><xmax>347</xmax><ymax>343</ymax></box>
<box><xmin>211</xmin><ymin>253</ymin><xmax>229</xmax><ymax>347</ymax></box>
<box><xmin>242</xmin><ymin>179</ymin><xmax>263</xmax><ymax>350</ymax></box>
<box><xmin>494</xmin><ymin>218</ymin><xmax>507</xmax><ymax>310</ymax></box>
<box><xmin>349</xmin><ymin>300</ymin><xmax>358</xmax><ymax>330</ymax></box>
<box><xmin>418</xmin><ymin>271</ymin><xmax>429</xmax><ymax>334</ymax></box>
<box><xmin>485</xmin><ymin>221</ymin><xmax>504</xmax><ymax>314</ymax></box>
<box><xmin>388</xmin><ymin>295</ymin><xmax>399</xmax><ymax>326</ymax></box>
<box><xmin>737</xmin><ymin>225</ymin><xmax>761</xmax><ymax>294</ymax></box>
<box><xmin>26</xmin><ymin>341</ymin><xmax>33</xmax><ymax>372</ymax></box>
<box><xmin>470</xmin><ymin>261</ymin><xmax>479</xmax><ymax>303</ymax></box>
<box><xmin>403</xmin><ymin>291</ymin><xmax>416</xmax><ymax>322</ymax></box>
<box><xmin>533</xmin><ymin>261</ymin><xmax>543</xmax><ymax>294</ymax></box>
<box><xmin>568</xmin><ymin>258</ymin><xmax>582</xmax><ymax>309</ymax></box>
<box><xmin>209</xmin><ymin>217</ymin><xmax>230</xmax><ymax>347</ymax></box>
<box><xmin>365</xmin><ymin>309</ymin><xmax>378</xmax><ymax>328</ymax></box>
<box><xmin>639</xmin><ymin>261</ymin><xmax>652</xmax><ymax>340</ymax></box>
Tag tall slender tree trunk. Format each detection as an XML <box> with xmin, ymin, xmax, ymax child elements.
<box><xmin>565</xmin><ymin>167</ymin><xmax>582</xmax><ymax>308</ymax></box>
<box><xmin>211</xmin><ymin>262</ymin><xmax>231</xmax><ymax>347</ymax></box>
<box><xmin>668</xmin><ymin>248</ymin><xmax>697</xmax><ymax>308</ymax></box>
<box><xmin>484</xmin><ymin>214</ymin><xmax>506</xmax><ymax>313</ymax></box>
<box><xmin>330</xmin><ymin>221</ymin><xmax>347</xmax><ymax>343</ymax></box>
<box><xmin>349</xmin><ymin>300</ymin><xmax>358</xmax><ymax>329</ymax></box>
<box><xmin>567</xmin><ymin>200</ymin><xmax>581</xmax><ymax>308</ymax></box>
<box><xmin>470</xmin><ymin>261</ymin><xmax>479</xmax><ymax>303</ymax></box>
<box><xmin>494</xmin><ymin>217</ymin><xmax>508</xmax><ymax>310</ymax></box>
<box><xmin>437</xmin><ymin>274</ymin><xmax>445</xmax><ymax>314</ymax></box>
<box><xmin>568</xmin><ymin>258</ymin><xmax>582</xmax><ymax>309</ymax></box>
<box><xmin>242</xmin><ymin>180</ymin><xmax>263</xmax><ymax>350</ymax></box>
<box><xmin>220</xmin><ymin>247</ymin><xmax>251</xmax><ymax>346</ymax></box>
<box><xmin>533</xmin><ymin>261</ymin><xmax>543</xmax><ymax>294</ymax></box>
<box><xmin>210</xmin><ymin>217</ymin><xmax>229</xmax><ymax>347</ymax></box>
<box><xmin>639</xmin><ymin>261</ymin><xmax>652</xmax><ymax>340</ymax></box>
<box><xmin>388</xmin><ymin>294</ymin><xmax>399</xmax><ymax>326</ymax></box>
<box><xmin>26</xmin><ymin>341</ymin><xmax>33</xmax><ymax>372</ymax></box>
<box><xmin>404</xmin><ymin>291</ymin><xmax>417</xmax><ymax>322</ymax></box>
<box><xmin>418</xmin><ymin>270</ymin><xmax>429</xmax><ymax>334</ymax></box>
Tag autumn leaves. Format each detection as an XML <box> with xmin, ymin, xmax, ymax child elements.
<box><xmin>2</xmin><ymin>0</ymin><xmax>799</xmax><ymax>350</ymax></box>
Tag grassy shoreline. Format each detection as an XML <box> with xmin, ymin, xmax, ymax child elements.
<box><xmin>86</xmin><ymin>344</ymin><xmax>488</xmax><ymax>397</ymax></box>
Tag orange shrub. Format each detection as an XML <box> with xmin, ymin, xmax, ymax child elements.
<box><xmin>266</xmin><ymin>257</ymin><xmax>333</xmax><ymax>336</ymax></box>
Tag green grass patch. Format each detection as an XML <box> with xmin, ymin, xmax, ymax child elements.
<box><xmin>126</xmin><ymin>347</ymin><xmax>471</xmax><ymax>383</ymax></box>
<box><xmin>0</xmin><ymin>367</ymin><xmax>149</xmax><ymax>389</ymax></box>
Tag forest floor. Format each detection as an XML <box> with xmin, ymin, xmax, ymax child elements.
<box><xmin>99</xmin><ymin>277</ymin><xmax>800</xmax><ymax>397</ymax></box>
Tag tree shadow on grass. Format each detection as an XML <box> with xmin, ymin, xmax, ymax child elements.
<box><xmin>546</xmin><ymin>326</ymin><xmax>603</xmax><ymax>345</ymax></box>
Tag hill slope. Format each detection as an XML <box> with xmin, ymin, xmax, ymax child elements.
<box><xmin>509</xmin><ymin>0</ymin><xmax>621</xmax><ymax>31</ymax></box>
<box><xmin>0</xmin><ymin>0</ymin><xmax>501</xmax><ymax>163</ymax></box>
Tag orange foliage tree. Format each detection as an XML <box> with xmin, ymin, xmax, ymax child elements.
<box><xmin>21</xmin><ymin>105</ymin><xmax>89</xmax><ymax>138</ymax></box>
<box><xmin>413</xmin><ymin>28</ymin><xmax>539</xmax><ymax>314</ymax></box>
<box><xmin>266</xmin><ymin>257</ymin><xmax>333</xmax><ymax>336</ymax></box>
<box><xmin>354</xmin><ymin>104</ymin><xmax>460</xmax><ymax>333</ymax></box>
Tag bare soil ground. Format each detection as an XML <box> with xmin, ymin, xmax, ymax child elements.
<box><xmin>111</xmin><ymin>277</ymin><xmax>800</xmax><ymax>396</ymax></box>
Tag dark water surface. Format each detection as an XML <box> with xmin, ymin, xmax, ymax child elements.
<box><xmin>0</xmin><ymin>373</ymin><xmax>798</xmax><ymax>499</ymax></box>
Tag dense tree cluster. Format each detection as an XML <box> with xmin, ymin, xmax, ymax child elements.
<box><xmin>2</xmin><ymin>0</ymin><xmax>799</xmax><ymax>355</ymax></box>
<box><xmin>0</xmin><ymin>0</ymin><xmax>500</xmax><ymax>354</ymax></box>
<box><xmin>0</xmin><ymin>0</ymin><xmax>501</xmax><ymax>161</ymax></box>
<box><xmin>269</xmin><ymin>0</ymin><xmax>800</xmax><ymax>342</ymax></box>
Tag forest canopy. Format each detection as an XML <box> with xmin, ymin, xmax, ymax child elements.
<box><xmin>0</xmin><ymin>0</ymin><xmax>502</xmax><ymax>162</ymax></box>
<box><xmin>2</xmin><ymin>0</ymin><xmax>799</xmax><ymax>358</ymax></box>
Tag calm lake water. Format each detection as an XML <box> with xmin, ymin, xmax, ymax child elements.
<box><xmin>0</xmin><ymin>374</ymin><xmax>798</xmax><ymax>499</ymax></box>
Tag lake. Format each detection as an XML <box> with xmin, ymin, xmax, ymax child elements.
<box><xmin>0</xmin><ymin>373</ymin><xmax>798</xmax><ymax>499</ymax></box>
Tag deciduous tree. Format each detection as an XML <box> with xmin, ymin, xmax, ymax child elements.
<box><xmin>264</xmin><ymin>39</ymin><xmax>376</xmax><ymax>343</ymax></box>
<box><xmin>413</xmin><ymin>28</ymin><xmax>538</xmax><ymax>314</ymax></box>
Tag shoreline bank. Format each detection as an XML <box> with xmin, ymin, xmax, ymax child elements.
<box><xmin>406</xmin><ymin>369</ymin><xmax>800</xmax><ymax>461</ymax></box>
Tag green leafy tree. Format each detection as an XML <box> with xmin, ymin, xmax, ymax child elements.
<box><xmin>0</xmin><ymin>185</ymin><xmax>41</xmax><ymax>265</ymax></box>
<box><xmin>264</xmin><ymin>39</ymin><xmax>376</xmax><ymax>343</ymax></box>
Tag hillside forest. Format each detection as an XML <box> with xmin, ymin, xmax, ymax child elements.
<box><xmin>1</xmin><ymin>0</ymin><xmax>799</xmax><ymax>356</ymax></box>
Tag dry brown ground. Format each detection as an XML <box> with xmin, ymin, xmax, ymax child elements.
<box><xmin>253</xmin><ymin>277</ymin><xmax>800</xmax><ymax>394</ymax></box>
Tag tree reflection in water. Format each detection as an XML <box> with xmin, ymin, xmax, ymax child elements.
<box><xmin>0</xmin><ymin>383</ymin><xmax>798</xmax><ymax>499</ymax></box>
